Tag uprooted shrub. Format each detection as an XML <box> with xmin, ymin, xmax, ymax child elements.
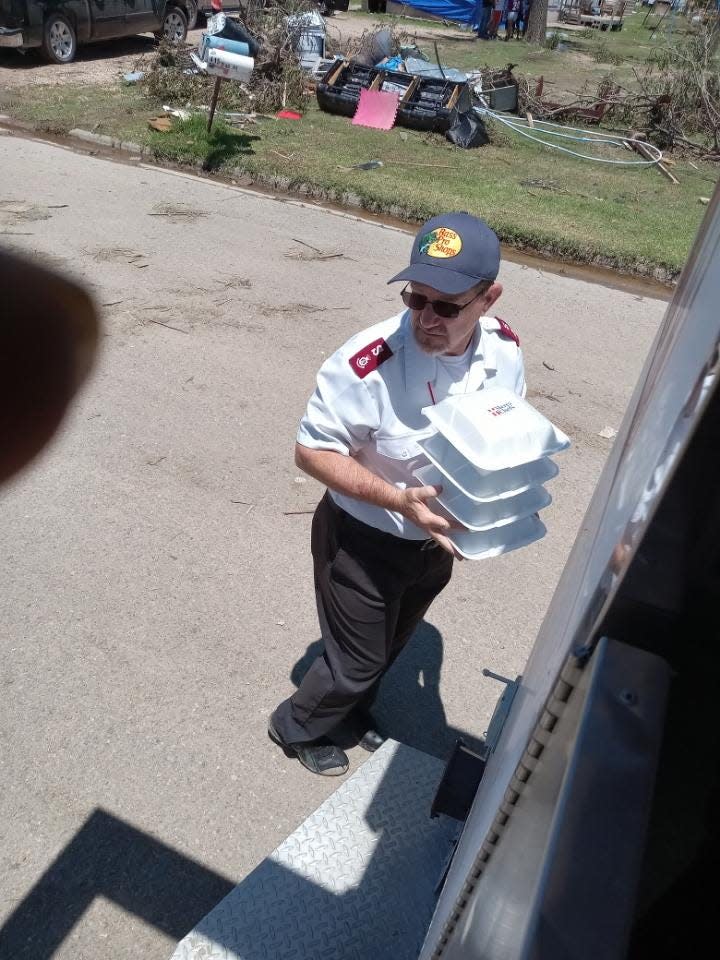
<box><xmin>517</xmin><ymin>22</ymin><xmax>720</xmax><ymax>159</ymax></box>
<box><xmin>622</xmin><ymin>21</ymin><xmax>720</xmax><ymax>156</ymax></box>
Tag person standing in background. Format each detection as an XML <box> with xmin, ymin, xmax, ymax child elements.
<box><xmin>505</xmin><ymin>0</ymin><xmax>520</xmax><ymax>39</ymax></box>
<box><xmin>519</xmin><ymin>0</ymin><xmax>533</xmax><ymax>38</ymax></box>
<box><xmin>488</xmin><ymin>0</ymin><xmax>506</xmax><ymax>39</ymax></box>
<box><xmin>472</xmin><ymin>0</ymin><xmax>494</xmax><ymax>39</ymax></box>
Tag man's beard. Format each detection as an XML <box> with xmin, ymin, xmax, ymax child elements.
<box><xmin>412</xmin><ymin>318</ymin><xmax>448</xmax><ymax>356</ymax></box>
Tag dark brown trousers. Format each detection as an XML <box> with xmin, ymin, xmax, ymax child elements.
<box><xmin>272</xmin><ymin>492</ymin><xmax>453</xmax><ymax>744</ymax></box>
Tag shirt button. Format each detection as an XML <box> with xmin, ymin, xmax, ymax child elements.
<box><xmin>401</xmin><ymin>449</ymin><xmax>408</xmax><ymax>458</ymax></box>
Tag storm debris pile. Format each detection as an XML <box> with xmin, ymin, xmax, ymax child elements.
<box><xmin>143</xmin><ymin>0</ymin><xmax>319</xmax><ymax>114</ymax></box>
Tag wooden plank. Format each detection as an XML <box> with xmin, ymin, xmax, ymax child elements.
<box><xmin>400</xmin><ymin>76</ymin><xmax>420</xmax><ymax>105</ymax></box>
<box><xmin>447</xmin><ymin>85</ymin><xmax>461</xmax><ymax>111</ymax></box>
<box><xmin>327</xmin><ymin>62</ymin><xmax>345</xmax><ymax>87</ymax></box>
<box><xmin>370</xmin><ymin>72</ymin><xmax>383</xmax><ymax>92</ymax></box>
<box><xmin>626</xmin><ymin>133</ymin><xmax>679</xmax><ymax>184</ymax></box>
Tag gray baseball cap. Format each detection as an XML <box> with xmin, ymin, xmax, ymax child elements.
<box><xmin>388</xmin><ymin>212</ymin><xmax>500</xmax><ymax>294</ymax></box>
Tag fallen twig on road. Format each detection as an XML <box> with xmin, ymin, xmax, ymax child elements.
<box><xmin>292</xmin><ymin>238</ymin><xmax>322</xmax><ymax>253</ymax></box>
<box><xmin>147</xmin><ymin>318</ymin><xmax>189</xmax><ymax>334</ymax></box>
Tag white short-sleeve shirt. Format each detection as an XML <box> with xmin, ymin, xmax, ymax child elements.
<box><xmin>297</xmin><ymin>310</ymin><xmax>526</xmax><ymax>539</ymax></box>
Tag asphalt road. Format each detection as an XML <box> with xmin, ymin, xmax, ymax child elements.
<box><xmin>0</xmin><ymin>132</ymin><xmax>667</xmax><ymax>959</ymax></box>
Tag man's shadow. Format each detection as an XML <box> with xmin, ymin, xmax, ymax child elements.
<box><xmin>290</xmin><ymin>620</ymin><xmax>486</xmax><ymax>760</ymax></box>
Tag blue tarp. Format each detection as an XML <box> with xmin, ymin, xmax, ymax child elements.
<box><xmin>396</xmin><ymin>0</ymin><xmax>476</xmax><ymax>23</ymax></box>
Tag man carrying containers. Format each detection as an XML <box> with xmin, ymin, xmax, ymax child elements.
<box><xmin>269</xmin><ymin>213</ymin><xmax>525</xmax><ymax>776</ymax></box>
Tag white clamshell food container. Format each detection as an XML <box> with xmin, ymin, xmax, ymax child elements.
<box><xmin>422</xmin><ymin>386</ymin><xmax>570</xmax><ymax>472</ymax></box>
<box><xmin>414</xmin><ymin>463</ymin><xmax>551</xmax><ymax>531</ymax></box>
<box><xmin>419</xmin><ymin>432</ymin><xmax>559</xmax><ymax>502</ymax></box>
<box><xmin>448</xmin><ymin>514</ymin><xmax>546</xmax><ymax>560</ymax></box>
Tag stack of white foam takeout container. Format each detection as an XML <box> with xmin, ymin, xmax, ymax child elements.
<box><xmin>414</xmin><ymin>386</ymin><xmax>570</xmax><ymax>560</ymax></box>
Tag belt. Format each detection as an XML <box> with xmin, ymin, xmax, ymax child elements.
<box><xmin>326</xmin><ymin>493</ymin><xmax>439</xmax><ymax>552</ymax></box>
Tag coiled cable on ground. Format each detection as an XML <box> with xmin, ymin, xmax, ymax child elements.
<box><xmin>474</xmin><ymin>104</ymin><xmax>664</xmax><ymax>166</ymax></box>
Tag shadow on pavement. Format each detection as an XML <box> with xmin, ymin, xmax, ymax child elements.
<box><xmin>0</xmin><ymin>749</ymin><xmax>460</xmax><ymax>959</ymax></box>
<box><xmin>1</xmin><ymin>638</ymin><xmax>480</xmax><ymax>957</ymax></box>
<box><xmin>0</xmin><ymin>808</ymin><xmax>235</xmax><ymax>959</ymax></box>
<box><xmin>290</xmin><ymin>619</ymin><xmax>487</xmax><ymax>759</ymax></box>
<box><xmin>0</xmin><ymin>622</ymin><xmax>481</xmax><ymax>960</ymax></box>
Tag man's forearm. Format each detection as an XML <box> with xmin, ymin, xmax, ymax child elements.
<box><xmin>295</xmin><ymin>443</ymin><xmax>404</xmax><ymax>511</ymax></box>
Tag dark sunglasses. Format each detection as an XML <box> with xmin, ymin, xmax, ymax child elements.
<box><xmin>401</xmin><ymin>285</ymin><xmax>485</xmax><ymax>319</ymax></box>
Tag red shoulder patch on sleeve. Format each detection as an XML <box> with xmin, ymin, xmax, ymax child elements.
<box><xmin>496</xmin><ymin>317</ymin><xmax>520</xmax><ymax>347</ymax></box>
<box><xmin>348</xmin><ymin>338</ymin><xmax>394</xmax><ymax>379</ymax></box>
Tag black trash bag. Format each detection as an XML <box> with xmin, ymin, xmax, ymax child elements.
<box><xmin>216</xmin><ymin>16</ymin><xmax>261</xmax><ymax>58</ymax></box>
<box><xmin>445</xmin><ymin>110</ymin><xmax>490</xmax><ymax>149</ymax></box>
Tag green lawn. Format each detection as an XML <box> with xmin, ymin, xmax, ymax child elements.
<box><xmin>1</xmin><ymin>11</ymin><xmax>716</xmax><ymax>280</ymax></box>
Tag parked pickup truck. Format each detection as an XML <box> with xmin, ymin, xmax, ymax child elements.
<box><xmin>0</xmin><ymin>0</ymin><xmax>198</xmax><ymax>63</ymax></box>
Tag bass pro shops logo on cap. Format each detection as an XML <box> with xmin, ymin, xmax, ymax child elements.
<box><xmin>418</xmin><ymin>227</ymin><xmax>462</xmax><ymax>259</ymax></box>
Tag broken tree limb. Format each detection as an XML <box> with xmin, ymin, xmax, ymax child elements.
<box><xmin>627</xmin><ymin>133</ymin><xmax>679</xmax><ymax>184</ymax></box>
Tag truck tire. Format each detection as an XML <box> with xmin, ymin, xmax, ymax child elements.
<box><xmin>41</xmin><ymin>14</ymin><xmax>77</xmax><ymax>64</ymax></box>
<box><xmin>156</xmin><ymin>6</ymin><xmax>188</xmax><ymax>44</ymax></box>
<box><xmin>185</xmin><ymin>0</ymin><xmax>198</xmax><ymax>30</ymax></box>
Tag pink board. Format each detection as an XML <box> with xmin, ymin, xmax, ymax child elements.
<box><xmin>351</xmin><ymin>89</ymin><xmax>400</xmax><ymax>131</ymax></box>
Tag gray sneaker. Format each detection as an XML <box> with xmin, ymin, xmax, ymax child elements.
<box><xmin>268</xmin><ymin>720</ymin><xmax>349</xmax><ymax>777</ymax></box>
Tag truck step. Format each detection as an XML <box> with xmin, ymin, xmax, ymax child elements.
<box><xmin>170</xmin><ymin>740</ymin><xmax>458</xmax><ymax>960</ymax></box>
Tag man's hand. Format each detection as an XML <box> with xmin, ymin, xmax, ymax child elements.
<box><xmin>397</xmin><ymin>485</ymin><xmax>464</xmax><ymax>558</ymax></box>
<box><xmin>294</xmin><ymin>445</ymin><xmax>465</xmax><ymax>558</ymax></box>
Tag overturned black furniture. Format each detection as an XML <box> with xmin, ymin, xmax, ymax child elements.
<box><xmin>316</xmin><ymin>60</ymin><xmax>472</xmax><ymax>134</ymax></box>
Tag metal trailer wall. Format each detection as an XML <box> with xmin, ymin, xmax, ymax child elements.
<box><xmin>420</xmin><ymin>181</ymin><xmax>720</xmax><ymax>959</ymax></box>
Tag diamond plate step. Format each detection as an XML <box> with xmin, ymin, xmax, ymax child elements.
<box><xmin>171</xmin><ymin>740</ymin><xmax>457</xmax><ymax>960</ymax></box>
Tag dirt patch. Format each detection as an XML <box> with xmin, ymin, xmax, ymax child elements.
<box><xmin>91</xmin><ymin>246</ymin><xmax>150</xmax><ymax>268</ymax></box>
<box><xmin>0</xmin><ymin>31</ymin><xmax>202</xmax><ymax>90</ymax></box>
<box><xmin>0</xmin><ymin>198</ymin><xmax>54</xmax><ymax>226</ymax></box>
<box><xmin>213</xmin><ymin>276</ymin><xmax>253</xmax><ymax>290</ymax></box>
<box><xmin>148</xmin><ymin>202</ymin><xmax>208</xmax><ymax>222</ymax></box>
<box><xmin>256</xmin><ymin>301</ymin><xmax>324</xmax><ymax>316</ymax></box>
<box><xmin>325</xmin><ymin>11</ymin><xmax>466</xmax><ymax>47</ymax></box>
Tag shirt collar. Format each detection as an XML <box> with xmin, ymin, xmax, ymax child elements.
<box><xmin>402</xmin><ymin>310</ymin><xmax>436</xmax><ymax>395</ymax></box>
<box><xmin>402</xmin><ymin>312</ymin><xmax>498</xmax><ymax>399</ymax></box>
